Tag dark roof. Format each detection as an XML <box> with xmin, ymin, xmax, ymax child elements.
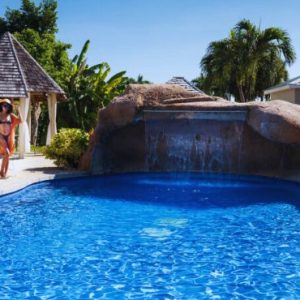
<box><xmin>166</xmin><ymin>76</ymin><xmax>205</xmax><ymax>95</ymax></box>
<box><xmin>0</xmin><ymin>32</ymin><xmax>64</xmax><ymax>98</ymax></box>
<box><xmin>0</xmin><ymin>32</ymin><xmax>27</xmax><ymax>98</ymax></box>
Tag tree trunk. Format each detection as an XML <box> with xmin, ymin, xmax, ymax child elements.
<box><xmin>237</xmin><ymin>82</ymin><xmax>246</xmax><ymax>102</ymax></box>
<box><xmin>31</xmin><ymin>101</ymin><xmax>42</xmax><ymax>146</ymax></box>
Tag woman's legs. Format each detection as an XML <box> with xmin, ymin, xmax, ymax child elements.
<box><xmin>0</xmin><ymin>158</ymin><xmax>3</xmax><ymax>178</ymax></box>
<box><xmin>0</xmin><ymin>135</ymin><xmax>10</xmax><ymax>178</ymax></box>
<box><xmin>1</xmin><ymin>150</ymin><xmax>9</xmax><ymax>178</ymax></box>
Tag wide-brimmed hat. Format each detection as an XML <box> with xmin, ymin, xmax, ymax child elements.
<box><xmin>0</xmin><ymin>99</ymin><xmax>12</xmax><ymax>105</ymax></box>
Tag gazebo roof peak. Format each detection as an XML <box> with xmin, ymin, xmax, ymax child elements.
<box><xmin>166</xmin><ymin>76</ymin><xmax>205</xmax><ymax>95</ymax></box>
<box><xmin>0</xmin><ymin>31</ymin><xmax>65</xmax><ymax>99</ymax></box>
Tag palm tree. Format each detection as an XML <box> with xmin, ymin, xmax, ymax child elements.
<box><xmin>201</xmin><ymin>19</ymin><xmax>296</xmax><ymax>102</ymax></box>
<box><xmin>256</xmin><ymin>54</ymin><xmax>288</xmax><ymax>101</ymax></box>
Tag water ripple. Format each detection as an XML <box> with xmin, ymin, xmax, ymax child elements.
<box><xmin>0</xmin><ymin>173</ymin><xmax>300</xmax><ymax>299</ymax></box>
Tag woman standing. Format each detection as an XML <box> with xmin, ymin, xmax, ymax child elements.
<box><xmin>0</xmin><ymin>99</ymin><xmax>22</xmax><ymax>178</ymax></box>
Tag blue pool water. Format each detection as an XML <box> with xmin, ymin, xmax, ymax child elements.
<box><xmin>1</xmin><ymin>173</ymin><xmax>300</xmax><ymax>299</ymax></box>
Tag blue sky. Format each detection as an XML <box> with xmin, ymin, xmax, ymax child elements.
<box><xmin>1</xmin><ymin>0</ymin><xmax>300</xmax><ymax>83</ymax></box>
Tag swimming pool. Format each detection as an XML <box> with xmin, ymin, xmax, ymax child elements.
<box><xmin>0</xmin><ymin>173</ymin><xmax>300</xmax><ymax>299</ymax></box>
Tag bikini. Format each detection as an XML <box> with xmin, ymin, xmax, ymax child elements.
<box><xmin>0</xmin><ymin>118</ymin><xmax>11</xmax><ymax>144</ymax></box>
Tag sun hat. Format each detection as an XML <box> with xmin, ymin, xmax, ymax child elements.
<box><xmin>0</xmin><ymin>99</ymin><xmax>12</xmax><ymax>105</ymax></box>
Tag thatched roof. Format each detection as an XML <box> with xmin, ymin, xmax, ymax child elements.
<box><xmin>0</xmin><ymin>32</ymin><xmax>65</xmax><ymax>99</ymax></box>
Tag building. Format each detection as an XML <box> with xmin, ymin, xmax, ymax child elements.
<box><xmin>166</xmin><ymin>76</ymin><xmax>205</xmax><ymax>95</ymax></box>
<box><xmin>0</xmin><ymin>32</ymin><xmax>65</xmax><ymax>158</ymax></box>
<box><xmin>264</xmin><ymin>76</ymin><xmax>300</xmax><ymax>104</ymax></box>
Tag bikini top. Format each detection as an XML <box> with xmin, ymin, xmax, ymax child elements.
<box><xmin>0</xmin><ymin>116</ymin><xmax>11</xmax><ymax>125</ymax></box>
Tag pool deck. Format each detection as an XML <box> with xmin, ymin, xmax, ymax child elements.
<box><xmin>0</xmin><ymin>154</ymin><xmax>88</xmax><ymax>196</ymax></box>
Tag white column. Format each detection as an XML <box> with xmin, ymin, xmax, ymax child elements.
<box><xmin>46</xmin><ymin>93</ymin><xmax>57</xmax><ymax>145</ymax></box>
<box><xmin>27</xmin><ymin>97</ymin><xmax>31</xmax><ymax>143</ymax></box>
<box><xmin>18</xmin><ymin>97</ymin><xmax>31</xmax><ymax>159</ymax></box>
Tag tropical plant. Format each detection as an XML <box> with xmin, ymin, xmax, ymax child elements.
<box><xmin>200</xmin><ymin>19</ymin><xmax>296</xmax><ymax>102</ymax></box>
<box><xmin>126</xmin><ymin>74</ymin><xmax>151</xmax><ymax>84</ymax></box>
<box><xmin>42</xmin><ymin>128</ymin><xmax>89</xmax><ymax>168</ymax></box>
<box><xmin>255</xmin><ymin>53</ymin><xmax>288</xmax><ymax>101</ymax></box>
<box><xmin>58</xmin><ymin>40</ymin><xmax>127</xmax><ymax>131</ymax></box>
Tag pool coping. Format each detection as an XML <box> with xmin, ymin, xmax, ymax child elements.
<box><xmin>0</xmin><ymin>155</ymin><xmax>90</xmax><ymax>196</ymax></box>
<box><xmin>0</xmin><ymin>171</ymin><xmax>90</xmax><ymax>196</ymax></box>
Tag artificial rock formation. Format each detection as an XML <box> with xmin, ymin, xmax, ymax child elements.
<box><xmin>80</xmin><ymin>84</ymin><xmax>300</xmax><ymax>175</ymax></box>
<box><xmin>248</xmin><ymin>100</ymin><xmax>300</xmax><ymax>144</ymax></box>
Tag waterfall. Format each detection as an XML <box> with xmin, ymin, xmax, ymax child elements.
<box><xmin>144</xmin><ymin>110</ymin><xmax>247</xmax><ymax>174</ymax></box>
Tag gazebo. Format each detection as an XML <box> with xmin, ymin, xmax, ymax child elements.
<box><xmin>0</xmin><ymin>32</ymin><xmax>65</xmax><ymax>158</ymax></box>
<box><xmin>166</xmin><ymin>76</ymin><xmax>205</xmax><ymax>94</ymax></box>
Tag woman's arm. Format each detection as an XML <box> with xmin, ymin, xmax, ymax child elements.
<box><xmin>11</xmin><ymin>107</ymin><xmax>22</xmax><ymax>125</ymax></box>
<box><xmin>17</xmin><ymin>106</ymin><xmax>23</xmax><ymax>123</ymax></box>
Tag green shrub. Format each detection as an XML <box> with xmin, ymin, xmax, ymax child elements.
<box><xmin>43</xmin><ymin>128</ymin><xmax>89</xmax><ymax>168</ymax></box>
<box><xmin>31</xmin><ymin>145</ymin><xmax>46</xmax><ymax>154</ymax></box>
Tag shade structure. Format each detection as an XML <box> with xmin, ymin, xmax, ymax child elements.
<box><xmin>166</xmin><ymin>76</ymin><xmax>205</xmax><ymax>94</ymax></box>
<box><xmin>0</xmin><ymin>32</ymin><xmax>66</xmax><ymax>157</ymax></box>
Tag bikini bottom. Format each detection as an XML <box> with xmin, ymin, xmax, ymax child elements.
<box><xmin>0</xmin><ymin>134</ymin><xmax>9</xmax><ymax>145</ymax></box>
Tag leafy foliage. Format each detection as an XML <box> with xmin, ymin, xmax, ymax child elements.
<box><xmin>1</xmin><ymin>0</ymin><xmax>71</xmax><ymax>88</ymax></box>
<box><xmin>42</xmin><ymin>128</ymin><xmax>89</xmax><ymax>168</ymax></box>
<box><xmin>1</xmin><ymin>1</ymin><xmax>131</xmax><ymax>137</ymax></box>
<box><xmin>58</xmin><ymin>40</ymin><xmax>127</xmax><ymax>131</ymax></box>
<box><xmin>0</xmin><ymin>0</ymin><xmax>71</xmax><ymax>146</ymax></box>
<box><xmin>199</xmin><ymin>19</ymin><xmax>296</xmax><ymax>101</ymax></box>
<box><xmin>14</xmin><ymin>29</ymin><xmax>71</xmax><ymax>88</ymax></box>
<box><xmin>125</xmin><ymin>74</ymin><xmax>151</xmax><ymax>84</ymax></box>
<box><xmin>0</xmin><ymin>0</ymin><xmax>58</xmax><ymax>35</ymax></box>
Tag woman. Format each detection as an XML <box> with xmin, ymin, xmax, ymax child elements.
<box><xmin>0</xmin><ymin>99</ymin><xmax>22</xmax><ymax>178</ymax></box>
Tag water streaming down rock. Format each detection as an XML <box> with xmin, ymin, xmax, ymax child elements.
<box><xmin>89</xmin><ymin>107</ymin><xmax>300</xmax><ymax>175</ymax></box>
<box><xmin>144</xmin><ymin>110</ymin><xmax>247</xmax><ymax>173</ymax></box>
<box><xmin>84</xmin><ymin>84</ymin><xmax>300</xmax><ymax>175</ymax></box>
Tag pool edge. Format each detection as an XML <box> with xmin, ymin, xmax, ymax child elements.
<box><xmin>0</xmin><ymin>171</ymin><xmax>90</xmax><ymax>197</ymax></box>
<box><xmin>2</xmin><ymin>169</ymin><xmax>300</xmax><ymax>197</ymax></box>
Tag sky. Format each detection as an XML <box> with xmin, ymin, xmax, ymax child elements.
<box><xmin>1</xmin><ymin>0</ymin><xmax>300</xmax><ymax>83</ymax></box>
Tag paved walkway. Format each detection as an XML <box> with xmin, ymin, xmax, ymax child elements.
<box><xmin>0</xmin><ymin>155</ymin><xmax>88</xmax><ymax>196</ymax></box>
